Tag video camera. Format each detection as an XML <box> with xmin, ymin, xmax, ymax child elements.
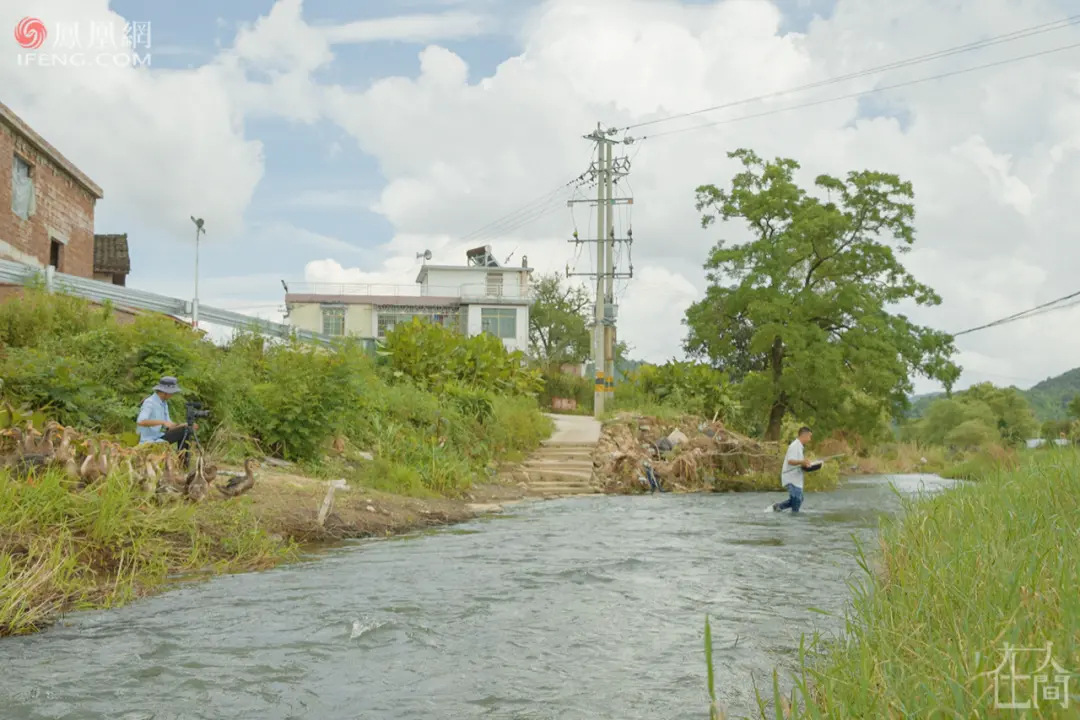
<box><xmin>185</xmin><ymin>401</ymin><xmax>210</xmax><ymax>424</ymax></box>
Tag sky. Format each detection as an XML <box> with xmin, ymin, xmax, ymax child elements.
<box><xmin>2</xmin><ymin>0</ymin><xmax>1079</xmax><ymax>395</ymax></box>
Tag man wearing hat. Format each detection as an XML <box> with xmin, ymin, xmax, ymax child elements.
<box><xmin>136</xmin><ymin>376</ymin><xmax>196</xmax><ymax>461</ymax></box>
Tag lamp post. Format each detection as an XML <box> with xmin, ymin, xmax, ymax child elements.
<box><xmin>190</xmin><ymin>216</ymin><xmax>205</xmax><ymax>329</ymax></box>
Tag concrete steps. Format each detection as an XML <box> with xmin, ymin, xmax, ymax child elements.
<box><xmin>516</xmin><ymin>414</ymin><xmax>604</xmax><ymax>498</ymax></box>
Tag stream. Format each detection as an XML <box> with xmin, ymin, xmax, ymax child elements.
<box><xmin>0</xmin><ymin>474</ymin><xmax>956</xmax><ymax>719</ymax></box>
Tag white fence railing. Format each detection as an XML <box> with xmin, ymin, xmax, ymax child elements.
<box><xmin>285</xmin><ymin>281</ymin><xmax>536</xmax><ymax>303</ymax></box>
<box><xmin>0</xmin><ymin>258</ymin><xmax>336</xmax><ymax>346</ymax></box>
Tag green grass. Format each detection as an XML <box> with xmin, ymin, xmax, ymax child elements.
<box><xmin>749</xmin><ymin>448</ymin><xmax>1080</xmax><ymax>717</ymax></box>
<box><xmin>0</xmin><ymin>466</ymin><xmax>292</xmax><ymax>637</ymax></box>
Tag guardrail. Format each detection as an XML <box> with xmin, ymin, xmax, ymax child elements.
<box><xmin>0</xmin><ymin>257</ymin><xmax>336</xmax><ymax>346</ymax></box>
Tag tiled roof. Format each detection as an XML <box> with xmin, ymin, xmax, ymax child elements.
<box><xmin>93</xmin><ymin>233</ymin><xmax>130</xmax><ymax>274</ymax></box>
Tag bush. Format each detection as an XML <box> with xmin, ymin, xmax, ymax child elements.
<box><xmin>622</xmin><ymin>361</ymin><xmax>738</xmax><ymax>421</ymax></box>
<box><xmin>0</xmin><ymin>288</ymin><xmax>551</xmax><ymax>496</ymax></box>
<box><xmin>379</xmin><ymin>318</ymin><xmax>542</xmax><ymax>396</ymax></box>
<box><xmin>540</xmin><ymin>371</ymin><xmax>592</xmax><ymax>411</ymax></box>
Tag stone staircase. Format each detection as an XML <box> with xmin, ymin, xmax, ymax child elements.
<box><xmin>517</xmin><ymin>414</ymin><xmax>603</xmax><ymax>498</ymax></box>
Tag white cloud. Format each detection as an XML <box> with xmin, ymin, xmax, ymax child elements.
<box><xmin>295</xmin><ymin>0</ymin><xmax>1080</xmax><ymax>393</ymax></box>
<box><xmin>0</xmin><ymin>0</ymin><xmax>264</xmax><ymax>241</ymax></box>
<box><xmin>9</xmin><ymin>0</ymin><xmax>1080</xmax><ymax>397</ymax></box>
<box><xmin>322</xmin><ymin>12</ymin><xmax>493</xmax><ymax>44</ymax></box>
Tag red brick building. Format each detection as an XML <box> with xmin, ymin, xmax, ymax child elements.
<box><xmin>0</xmin><ymin>100</ymin><xmax>102</xmax><ymax>277</ymax></box>
<box><xmin>0</xmin><ymin>101</ymin><xmax>131</xmax><ymax>306</ymax></box>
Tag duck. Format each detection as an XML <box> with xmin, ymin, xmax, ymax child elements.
<box><xmin>20</xmin><ymin>421</ymin><xmax>42</xmax><ymax>454</ymax></box>
<box><xmin>78</xmin><ymin>440</ymin><xmax>104</xmax><ymax>486</ymax></box>
<box><xmin>54</xmin><ymin>427</ymin><xmax>80</xmax><ymax>481</ymax></box>
<box><xmin>185</xmin><ymin>457</ymin><xmax>209</xmax><ymax>503</ymax></box>
<box><xmin>217</xmin><ymin>458</ymin><xmax>257</xmax><ymax>498</ymax></box>
<box><xmin>157</xmin><ymin>452</ymin><xmax>185</xmax><ymax>497</ymax></box>
<box><xmin>139</xmin><ymin>455</ymin><xmax>159</xmax><ymax>494</ymax></box>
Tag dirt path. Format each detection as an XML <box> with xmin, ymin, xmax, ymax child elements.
<box><xmin>211</xmin><ymin>414</ymin><xmax>604</xmax><ymax>544</ymax></box>
<box><xmin>214</xmin><ymin>462</ymin><xmax>535</xmax><ymax>544</ymax></box>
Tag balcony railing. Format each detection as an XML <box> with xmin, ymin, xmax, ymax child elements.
<box><xmin>285</xmin><ymin>281</ymin><xmax>535</xmax><ymax>303</ymax></box>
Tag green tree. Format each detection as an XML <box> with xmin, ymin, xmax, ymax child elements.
<box><xmin>908</xmin><ymin>383</ymin><xmax>1037</xmax><ymax>448</ymax></box>
<box><xmin>961</xmin><ymin>382</ymin><xmax>1038</xmax><ymax>445</ymax></box>
<box><xmin>684</xmin><ymin>149</ymin><xmax>960</xmax><ymax>441</ymax></box>
<box><xmin>1069</xmin><ymin>394</ymin><xmax>1080</xmax><ymax>420</ymax></box>
<box><xmin>528</xmin><ymin>273</ymin><xmax>591</xmax><ymax>369</ymax></box>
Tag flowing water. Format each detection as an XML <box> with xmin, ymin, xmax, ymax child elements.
<box><xmin>0</xmin><ymin>474</ymin><xmax>957</xmax><ymax>719</ymax></box>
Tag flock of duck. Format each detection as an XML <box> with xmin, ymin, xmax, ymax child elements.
<box><xmin>0</xmin><ymin>420</ymin><xmax>257</xmax><ymax>502</ymax></box>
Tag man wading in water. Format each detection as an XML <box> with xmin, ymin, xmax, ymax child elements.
<box><xmin>769</xmin><ymin>426</ymin><xmax>813</xmax><ymax>514</ymax></box>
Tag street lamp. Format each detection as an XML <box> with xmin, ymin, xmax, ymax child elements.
<box><xmin>190</xmin><ymin>216</ymin><xmax>205</xmax><ymax>329</ymax></box>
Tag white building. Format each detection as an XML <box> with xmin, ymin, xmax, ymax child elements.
<box><xmin>284</xmin><ymin>246</ymin><xmax>532</xmax><ymax>351</ymax></box>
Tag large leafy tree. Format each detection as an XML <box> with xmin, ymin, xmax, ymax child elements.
<box><xmin>528</xmin><ymin>273</ymin><xmax>591</xmax><ymax>368</ymax></box>
<box><xmin>684</xmin><ymin>149</ymin><xmax>960</xmax><ymax>441</ymax></box>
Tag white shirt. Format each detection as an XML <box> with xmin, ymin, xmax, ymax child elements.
<box><xmin>781</xmin><ymin>438</ymin><xmax>804</xmax><ymax>489</ymax></box>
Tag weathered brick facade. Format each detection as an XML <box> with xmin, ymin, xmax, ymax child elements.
<box><xmin>0</xmin><ymin>101</ymin><xmax>102</xmax><ymax>276</ymax></box>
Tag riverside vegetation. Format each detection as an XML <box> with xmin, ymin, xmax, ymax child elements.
<box><xmin>0</xmin><ymin>287</ymin><xmax>551</xmax><ymax>636</ymax></box>
<box><xmin>711</xmin><ymin>445</ymin><xmax>1080</xmax><ymax>719</ymax></box>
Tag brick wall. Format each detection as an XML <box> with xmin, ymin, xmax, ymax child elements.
<box><xmin>0</xmin><ymin>119</ymin><xmax>97</xmax><ymax>277</ymax></box>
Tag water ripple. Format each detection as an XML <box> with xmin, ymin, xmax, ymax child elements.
<box><xmin>0</xmin><ymin>475</ymin><xmax>954</xmax><ymax>719</ymax></box>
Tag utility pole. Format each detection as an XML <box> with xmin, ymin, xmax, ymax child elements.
<box><xmin>604</xmin><ymin>140</ymin><xmax>615</xmax><ymax>403</ymax></box>
<box><xmin>190</xmin><ymin>216</ymin><xmax>205</xmax><ymax>329</ymax></box>
<box><xmin>567</xmin><ymin>124</ymin><xmax>636</xmax><ymax>418</ymax></box>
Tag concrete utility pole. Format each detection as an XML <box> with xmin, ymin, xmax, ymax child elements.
<box><xmin>567</xmin><ymin>124</ymin><xmax>636</xmax><ymax>418</ymax></box>
<box><xmin>604</xmin><ymin>140</ymin><xmax>615</xmax><ymax>404</ymax></box>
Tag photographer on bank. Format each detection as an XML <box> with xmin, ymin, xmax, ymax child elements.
<box><xmin>136</xmin><ymin>376</ymin><xmax>198</xmax><ymax>466</ymax></box>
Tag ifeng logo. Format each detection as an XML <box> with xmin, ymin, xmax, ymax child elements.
<box><xmin>14</xmin><ymin>17</ymin><xmax>46</xmax><ymax>50</ymax></box>
<box><xmin>12</xmin><ymin>17</ymin><xmax>151</xmax><ymax>68</ymax></box>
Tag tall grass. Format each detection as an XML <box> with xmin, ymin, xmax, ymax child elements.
<box><xmin>0</xmin><ymin>466</ymin><xmax>291</xmax><ymax>637</ymax></box>
<box><xmin>753</xmin><ymin>448</ymin><xmax>1080</xmax><ymax>717</ymax></box>
<box><xmin>0</xmin><ymin>288</ymin><xmax>553</xmax><ymax>497</ymax></box>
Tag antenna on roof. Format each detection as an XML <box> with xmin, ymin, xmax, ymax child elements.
<box><xmin>504</xmin><ymin>246</ymin><xmax>518</xmax><ymax>265</ymax></box>
<box><xmin>416</xmin><ymin>249</ymin><xmax>432</xmax><ymax>263</ymax></box>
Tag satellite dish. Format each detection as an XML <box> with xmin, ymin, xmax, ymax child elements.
<box><xmin>416</xmin><ymin>249</ymin><xmax>432</xmax><ymax>262</ymax></box>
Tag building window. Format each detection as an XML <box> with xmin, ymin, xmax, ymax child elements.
<box><xmin>322</xmin><ymin>306</ymin><xmax>345</xmax><ymax>336</ymax></box>
<box><xmin>49</xmin><ymin>239</ymin><xmax>63</xmax><ymax>271</ymax></box>
<box><xmin>377</xmin><ymin>308</ymin><xmax>460</xmax><ymax>338</ymax></box>
<box><xmin>485</xmin><ymin>272</ymin><xmax>504</xmax><ymax>297</ymax></box>
<box><xmin>11</xmin><ymin>154</ymin><xmax>35</xmax><ymax>220</ymax></box>
<box><xmin>481</xmin><ymin>308</ymin><xmax>516</xmax><ymax>339</ymax></box>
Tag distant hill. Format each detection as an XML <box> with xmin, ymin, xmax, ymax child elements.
<box><xmin>906</xmin><ymin>367</ymin><xmax>1080</xmax><ymax>422</ymax></box>
<box><xmin>1024</xmin><ymin>367</ymin><xmax>1080</xmax><ymax>421</ymax></box>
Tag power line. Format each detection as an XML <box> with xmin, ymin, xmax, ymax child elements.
<box><xmin>636</xmin><ymin>41</ymin><xmax>1080</xmax><ymax>141</ymax></box>
<box><xmin>622</xmin><ymin>15</ymin><xmax>1080</xmax><ymax>134</ymax></box>
<box><xmin>951</xmin><ymin>289</ymin><xmax>1080</xmax><ymax>337</ymax></box>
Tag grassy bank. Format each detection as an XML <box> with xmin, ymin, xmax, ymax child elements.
<box><xmin>764</xmin><ymin>447</ymin><xmax>1080</xmax><ymax>717</ymax></box>
<box><xmin>0</xmin><ymin>462</ymin><xmax>529</xmax><ymax>638</ymax></box>
<box><xmin>0</xmin><ymin>287</ymin><xmax>553</xmax><ymax>636</ymax></box>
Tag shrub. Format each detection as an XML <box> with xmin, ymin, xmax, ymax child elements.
<box><xmin>379</xmin><ymin>318</ymin><xmax>542</xmax><ymax>396</ymax></box>
<box><xmin>622</xmin><ymin>361</ymin><xmax>738</xmax><ymax>421</ymax></box>
<box><xmin>0</xmin><ymin>288</ymin><xmax>550</xmax><ymax>495</ymax></box>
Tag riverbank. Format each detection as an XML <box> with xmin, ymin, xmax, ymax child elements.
<box><xmin>0</xmin><ymin>461</ymin><xmax>534</xmax><ymax>638</ymax></box>
<box><xmin>778</xmin><ymin>447</ymin><xmax>1080</xmax><ymax>717</ymax></box>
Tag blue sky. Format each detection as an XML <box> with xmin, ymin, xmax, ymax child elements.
<box><xmin>16</xmin><ymin>0</ymin><xmax>1077</xmax><ymax>390</ymax></box>
<box><xmin>99</xmin><ymin>0</ymin><xmax>840</xmax><ymax>318</ymax></box>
